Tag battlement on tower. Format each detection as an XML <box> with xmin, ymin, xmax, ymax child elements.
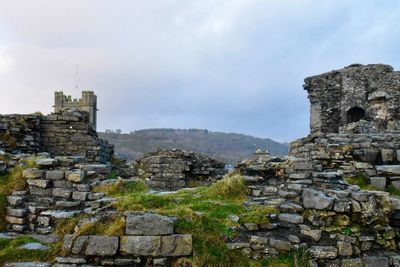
<box><xmin>54</xmin><ymin>91</ymin><xmax>98</xmax><ymax>130</ymax></box>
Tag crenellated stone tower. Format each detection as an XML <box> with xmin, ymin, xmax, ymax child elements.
<box><xmin>54</xmin><ymin>91</ymin><xmax>98</xmax><ymax>130</ymax></box>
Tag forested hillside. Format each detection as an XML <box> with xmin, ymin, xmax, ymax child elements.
<box><xmin>99</xmin><ymin>129</ymin><xmax>288</xmax><ymax>163</ymax></box>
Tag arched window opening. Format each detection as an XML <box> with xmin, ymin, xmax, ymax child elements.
<box><xmin>347</xmin><ymin>107</ymin><xmax>365</xmax><ymax>123</ymax></box>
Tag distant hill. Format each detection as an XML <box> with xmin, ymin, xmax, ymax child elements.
<box><xmin>99</xmin><ymin>129</ymin><xmax>289</xmax><ymax>163</ymax></box>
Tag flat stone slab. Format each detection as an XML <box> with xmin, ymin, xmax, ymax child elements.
<box><xmin>30</xmin><ymin>234</ymin><xmax>60</xmax><ymax>244</ymax></box>
<box><xmin>0</xmin><ymin>232</ymin><xmax>19</xmax><ymax>239</ymax></box>
<box><xmin>376</xmin><ymin>165</ymin><xmax>400</xmax><ymax>175</ymax></box>
<box><xmin>120</xmin><ymin>236</ymin><xmax>161</xmax><ymax>256</ymax></box>
<box><xmin>309</xmin><ymin>246</ymin><xmax>338</xmax><ymax>259</ymax></box>
<box><xmin>4</xmin><ymin>263</ymin><xmax>50</xmax><ymax>267</ymax></box>
<box><xmin>302</xmin><ymin>188</ymin><xmax>334</xmax><ymax>210</ymax></box>
<box><xmin>66</xmin><ymin>170</ymin><xmax>85</xmax><ymax>183</ymax></box>
<box><xmin>84</xmin><ymin>236</ymin><xmax>119</xmax><ymax>256</ymax></box>
<box><xmin>22</xmin><ymin>169</ymin><xmax>44</xmax><ymax>179</ymax></box>
<box><xmin>126</xmin><ymin>213</ymin><xmax>176</xmax><ymax>235</ymax></box>
<box><xmin>40</xmin><ymin>210</ymin><xmax>81</xmax><ymax>219</ymax></box>
<box><xmin>278</xmin><ymin>213</ymin><xmax>303</xmax><ymax>224</ymax></box>
<box><xmin>19</xmin><ymin>242</ymin><xmax>49</xmax><ymax>251</ymax></box>
<box><xmin>35</xmin><ymin>158</ymin><xmax>57</xmax><ymax>167</ymax></box>
<box><xmin>160</xmin><ymin>234</ymin><xmax>192</xmax><ymax>256</ymax></box>
<box><xmin>80</xmin><ymin>164</ymin><xmax>111</xmax><ymax>174</ymax></box>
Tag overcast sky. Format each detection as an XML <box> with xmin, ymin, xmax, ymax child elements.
<box><xmin>0</xmin><ymin>1</ymin><xmax>399</xmax><ymax>142</ymax></box>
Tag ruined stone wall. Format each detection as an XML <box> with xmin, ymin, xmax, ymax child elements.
<box><xmin>0</xmin><ymin>110</ymin><xmax>111</xmax><ymax>163</ymax></box>
<box><xmin>41</xmin><ymin>110</ymin><xmax>110</xmax><ymax>162</ymax></box>
<box><xmin>305</xmin><ymin>64</ymin><xmax>400</xmax><ymax>133</ymax></box>
<box><xmin>231</xmin><ymin>154</ymin><xmax>400</xmax><ymax>267</ymax></box>
<box><xmin>0</xmin><ymin>114</ymin><xmax>42</xmax><ymax>154</ymax></box>
<box><xmin>133</xmin><ymin>149</ymin><xmax>227</xmax><ymax>190</ymax></box>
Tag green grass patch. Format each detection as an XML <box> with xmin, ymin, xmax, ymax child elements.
<box><xmin>92</xmin><ymin>174</ymin><xmax>280</xmax><ymax>266</ymax></box>
<box><xmin>0</xmin><ymin>236</ymin><xmax>60</xmax><ymax>265</ymax></box>
<box><xmin>344</xmin><ymin>175</ymin><xmax>381</xmax><ymax>191</ymax></box>
<box><xmin>0</xmin><ymin>160</ymin><xmax>37</xmax><ymax>230</ymax></box>
<box><xmin>387</xmin><ymin>185</ymin><xmax>400</xmax><ymax>197</ymax></box>
<box><xmin>261</xmin><ymin>249</ymin><xmax>311</xmax><ymax>267</ymax></box>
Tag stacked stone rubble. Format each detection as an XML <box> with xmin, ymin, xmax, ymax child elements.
<box><xmin>0</xmin><ymin>110</ymin><xmax>112</xmax><ymax>163</ymax></box>
<box><xmin>229</xmin><ymin>154</ymin><xmax>400</xmax><ymax>266</ymax></box>
<box><xmin>41</xmin><ymin>109</ymin><xmax>111</xmax><ymax>162</ymax></box>
<box><xmin>6</xmin><ymin>156</ymin><xmax>113</xmax><ymax>234</ymax></box>
<box><xmin>133</xmin><ymin>149</ymin><xmax>227</xmax><ymax>190</ymax></box>
<box><xmin>55</xmin><ymin>213</ymin><xmax>192</xmax><ymax>267</ymax></box>
<box><xmin>0</xmin><ymin>114</ymin><xmax>42</xmax><ymax>154</ymax></box>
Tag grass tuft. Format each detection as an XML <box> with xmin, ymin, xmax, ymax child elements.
<box><xmin>344</xmin><ymin>175</ymin><xmax>381</xmax><ymax>191</ymax></box>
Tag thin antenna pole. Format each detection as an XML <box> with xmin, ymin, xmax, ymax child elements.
<box><xmin>75</xmin><ymin>64</ymin><xmax>79</xmax><ymax>98</ymax></box>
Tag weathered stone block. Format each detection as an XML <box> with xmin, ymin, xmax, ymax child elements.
<box><xmin>56</xmin><ymin>201</ymin><xmax>81</xmax><ymax>208</ymax></box>
<box><xmin>337</xmin><ymin>241</ymin><xmax>352</xmax><ymax>256</ymax></box>
<box><xmin>302</xmin><ymin>188</ymin><xmax>334</xmax><ymax>210</ymax></box>
<box><xmin>341</xmin><ymin>258</ymin><xmax>363</xmax><ymax>267</ymax></box>
<box><xmin>309</xmin><ymin>246</ymin><xmax>337</xmax><ymax>259</ymax></box>
<box><xmin>84</xmin><ymin>236</ymin><xmax>119</xmax><ymax>256</ymax></box>
<box><xmin>72</xmin><ymin>191</ymin><xmax>87</xmax><ymax>201</ymax></box>
<box><xmin>160</xmin><ymin>234</ymin><xmax>192</xmax><ymax>256</ymax></box>
<box><xmin>87</xmin><ymin>192</ymin><xmax>105</xmax><ymax>200</ymax></box>
<box><xmin>22</xmin><ymin>169</ymin><xmax>44</xmax><ymax>179</ymax></box>
<box><xmin>351</xmin><ymin>191</ymin><xmax>370</xmax><ymax>202</ymax></box>
<box><xmin>30</xmin><ymin>187</ymin><xmax>53</xmax><ymax>196</ymax></box>
<box><xmin>278</xmin><ymin>213</ymin><xmax>303</xmax><ymax>224</ymax></box>
<box><xmin>6</xmin><ymin>207</ymin><xmax>27</xmax><ymax>217</ymax></box>
<box><xmin>45</xmin><ymin>170</ymin><xmax>64</xmax><ymax>180</ymax></box>
<box><xmin>243</xmin><ymin>223</ymin><xmax>258</xmax><ymax>231</ymax></box>
<box><xmin>71</xmin><ymin>236</ymin><xmax>88</xmax><ymax>254</ymax></box>
<box><xmin>55</xmin><ymin>257</ymin><xmax>86</xmax><ymax>264</ymax></box>
<box><xmin>125</xmin><ymin>213</ymin><xmax>175</xmax><ymax>235</ymax></box>
<box><xmin>35</xmin><ymin>158</ymin><xmax>57</xmax><ymax>167</ymax></box>
<box><xmin>120</xmin><ymin>236</ymin><xmax>161</xmax><ymax>256</ymax></box>
<box><xmin>381</xmin><ymin>149</ymin><xmax>394</xmax><ymax>163</ymax></box>
<box><xmin>370</xmin><ymin>176</ymin><xmax>386</xmax><ymax>189</ymax></box>
<box><xmin>4</xmin><ymin>262</ymin><xmax>50</xmax><ymax>267</ymax></box>
<box><xmin>299</xmin><ymin>224</ymin><xmax>321</xmax><ymax>241</ymax></box>
<box><xmin>66</xmin><ymin>170</ymin><xmax>85</xmax><ymax>183</ymax></box>
<box><xmin>52</xmin><ymin>188</ymin><xmax>72</xmax><ymax>198</ymax></box>
<box><xmin>333</xmin><ymin>201</ymin><xmax>351</xmax><ymax>212</ymax></box>
<box><xmin>37</xmin><ymin>216</ymin><xmax>51</xmax><ymax>227</ymax></box>
<box><xmin>27</xmin><ymin>179</ymin><xmax>51</xmax><ymax>188</ymax></box>
<box><xmin>376</xmin><ymin>165</ymin><xmax>400</xmax><ymax>175</ymax></box>
<box><xmin>80</xmin><ymin>164</ymin><xmax>111</xmax><ymax>174</ymax></box>
<box><xmin>250</xmin><ymin>236</ymin><xmax>269</xmax><ymax>245</ymax></box>
<box><xmin>363</xmin><ymin>256</ymin><xmax>389</xmax><ymax>267</ymax></box>
<box><xmin>7</xmin><ymin>196</ymin><xmax>25</xmax><ymax>206</ymax></box>
<box><xmin>269</xmin><ymin>238</ymin><xmax>291</xmax><ymax>251</ymax></box>
<box><xmin>6</xmin><ymin>215</ymin><xmax>26</xmax><ymax>225</ymax></box>
<box><xmin>53</xmin><ymin>180</ymin><xmax>73</xmax><ymax>189</ymax></box>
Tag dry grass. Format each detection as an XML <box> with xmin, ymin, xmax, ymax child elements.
<box><xmin>76</xmin><ymin>216</ymin><xmax>125</xmax><ymax>236</ymax></box>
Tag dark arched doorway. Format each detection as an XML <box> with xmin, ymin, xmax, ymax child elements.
<box><xmin>347</xmin><ymin>107</ymin><xmax>365</xmax><ymax>123</ymax></box>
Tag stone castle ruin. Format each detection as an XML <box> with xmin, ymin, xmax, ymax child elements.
<box><xmin>306</xmin><ymin>64</ymin><xmax>400</xmax><ymax>134</ymax></box>
<box><xmin>3</xmin><ymin>66</ymin><xmax>400</xmax><ymax>266</ymax></box>
<box><xmin>0</xmin><ymin>91</ymin><xmax>111</xmax><ymax>163</ymax></box>
<box><xmin>227</xmin><ymin>64</ymin><xmax>400</xmax><ymax>266</ymax></box>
